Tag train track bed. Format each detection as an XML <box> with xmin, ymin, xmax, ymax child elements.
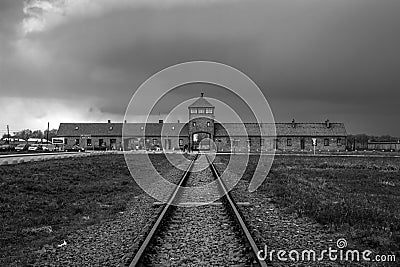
<box><xmin>128</xmin><ymin>155</ymin><xmax>261</xmax><ymax>266</ymax></box>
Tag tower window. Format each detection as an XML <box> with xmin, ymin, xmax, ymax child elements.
<box><xmin>206</xmin><ymin>108</ymin><xmax>213</xmax><ymax>114</ymax></box>
<box><xmin>198</xmin><ymin>109</ymin><xmax>205</xmax><ymax>114</ymax></box>
<box><xmin>190</xmin><ymin>109</ymin><xmax>197</xmax><ymax>114</ymax></box>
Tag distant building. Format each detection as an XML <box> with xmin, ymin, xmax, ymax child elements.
<box><xmin>56</xmin><ymin>94</ymin><xmax>347</xmax><ymax>152</ymax></box>
<box><xmin>367</xmin><ymin>141</ymin><xmax>400</xmax><ymax>151</ymax></box>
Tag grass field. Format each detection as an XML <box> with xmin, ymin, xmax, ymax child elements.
<box><xmin>219</xmin><ymin>154</ymin><xmax>400</xmax><ymax>257</ymax></box>
<box><xmin>0</xmin><ymin>154</ymin><xmax>186</xmax><ymax>264</ymax></box>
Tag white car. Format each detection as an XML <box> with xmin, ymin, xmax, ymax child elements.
<box><xmin>28</xmin><ymin>144</ymin><xmax>43</xmax><ymax>151</ymax></box>
<box><xmin>42</xmin><ymin>144</ymin><xmax>55</xmax><ymax>151</ymax></box>
<box><xmin>15</xmin><ymin>144</ymin><xmax>29</xmax><ymax>151</ymax></box>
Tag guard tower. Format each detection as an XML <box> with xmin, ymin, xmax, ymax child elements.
<box><xmin>188</xmin><ymin>93</ymin><xmax>215</xmax><ymax>151</ymax></box>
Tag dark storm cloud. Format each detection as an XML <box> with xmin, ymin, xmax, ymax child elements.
<box><xmin>0</xmin><ymin>0</ymin><xmax>399</xmax><ymax>134</ymax></box>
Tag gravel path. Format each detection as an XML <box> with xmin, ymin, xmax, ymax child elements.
<box><xmin>28</xmin><ymin>193</ymin><xmax>160</xmax><ymax>266</ymax></box>
<box><xmin>141</xmin><ymin>155</ymin><xmax>251</xmax><ymax>266</ymax></box>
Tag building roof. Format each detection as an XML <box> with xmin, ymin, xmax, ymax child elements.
<box><xmin>58</xmin><ymin>122</ymin><xmax>346</xmax><ymax>137</ymax></box>
<box><xmin>214</xmin><ymin>122</ymin><xmax>347</xmax><ymax>137</ymax></box>
<box><xmin>57</xmin><ymin>123</ymin><xmax>188</xmax><ymax>137</ymax></box>
<box><xmin>188</xmin><ymin>95</ymin><xmax>214</xmax><ymax>108</ymax></box>
<box><xmin>123</xmin><ymin>123</ymin><xmax>188</xmax><ymax>137</ymax></box>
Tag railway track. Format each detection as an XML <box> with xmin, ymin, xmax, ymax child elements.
<box><xmin>127</xmin><ymin>154</ymin><xmax>267</xmax><ymax>266</ymax></box>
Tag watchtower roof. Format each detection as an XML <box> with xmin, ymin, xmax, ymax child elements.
<box><xmin>188</xmin><ymin>93</ymin><xmax>214</xmax><ymax>108</ymax></box>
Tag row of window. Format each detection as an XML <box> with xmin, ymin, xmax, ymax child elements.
<box><xmin>284</xmin><ymin>138</ymin><xmax>342</xmax><ymax>146</ymax></box>
<box><xmin>148</xmin><ymin>139</ymin><xmax>184</xmax><ymax>146</ymax></box>
<box><xmin>73</xmin><ymin>137</ymin><xmax>342</xmax><ymax>147</ymax></box>
<box><xmin>192</xmin><ymin>121</ymin><xmax>211</xmax><ymax>127</ymax></box>
<box><xmin>190</xmin><ymin>108</ymin><xmax>214</xmax><ymax>114</ymax></box>
<box><xmin>73</xmin><ymin>138</ymin><xmax>112</xmax><ymax>146</ymax></box>
<box><xmin>229</xmin><ymin>138</ymin><xmax>342</xmax><ymax>146</ymax></box>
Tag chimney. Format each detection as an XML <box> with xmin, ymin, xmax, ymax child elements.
<box><xmin>107</xmin><ymin>119</ymin><xmax>111</xmax><ymax>123</ymax></box>
<box><xmin>178</xmin><ymin>120</ymin><xmax>180</xmax><ymax>123</ymax></box>
<box><xmin>325</xmin><ymin>119</ymin><xmax>330</xmax><ymax>128</ymax></box>
<box><xmin>159</xmin><ymin>120</ymin><xmax>163</xmax><ymax>124</ymax></box>
<box><xmin>291</xmin><ymin>119</ymin><xmax>296</xmax><ymax>128</ymax></box>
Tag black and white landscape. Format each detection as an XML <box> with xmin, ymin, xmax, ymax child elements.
<box><xmin>0</xmin><ymin>1</ymin><xmax>399</xmax><ymax>266</ymax></box>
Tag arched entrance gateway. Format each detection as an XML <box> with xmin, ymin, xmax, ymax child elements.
<box><xmin>188</xmin><ymin>93</ymin><xmax>215</xmax><ymax>151</ymax></box>
<box><xmin>192</xmin><ymin>132</ymin><xmax>211</xmax><ymax>151</ymax></box>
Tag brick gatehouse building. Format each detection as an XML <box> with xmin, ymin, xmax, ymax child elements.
<box><xmin>56</xmin><ymin>94</ymin><xmax>347</xmax><ymax>152</ymax></box>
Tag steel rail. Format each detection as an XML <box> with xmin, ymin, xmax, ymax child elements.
<box><xmin>128</xmin><ymin>155</ymin><xmax>197</xmax><ymax>267</ymax></box>
<box><xmin>206</xmin><ymin>154</ymin><xmax>268</xmax><ymax>267</ymax></box>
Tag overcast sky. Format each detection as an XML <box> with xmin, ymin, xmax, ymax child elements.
<box><xmin>0</xmin><ymin>0</ymin><xmax>399</xmax><ymax>136</ymax></box>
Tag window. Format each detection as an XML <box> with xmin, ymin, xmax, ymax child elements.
<box><xmin>192</xmin><ymin>122</ymin><xmax>196</xmax><ymax>127</ymax></box>
<box><xmin>198</xmin><ymin>109</ymin><xmax>205</xmax><ymax>114</ymax></box>
<box><xmin>337</xmin><ymin>138</ymin><xmax>342</xmax><ymax>146</ymax></box>
<box><xmin>99</xmin><ymin>139</ymin><xmax>104</xmax><ymax>147</ymax></box>
<box><xmin>64</xmin><ymin>138</ymin><xmax>68</xmax><ymax>145</ymax></box>
<box><xmin>207</xmin><ymin>121</ymin><xmax>210</xmax><ymax>127</ymax></box>
<box><xmin>206</xmin><ymin>108</ymin><xmax>213</xmax><ymax>114</ymax></box>
<box><xmin>75</xmin><ymin>139</ymin><xmax>80</xmax><ymax>145</ymax></box>
<box><xmin>179</xmin><ymin>139</ymin><xmax>183</xmax><ymax>146</ymax></box>
<box><xmin>152</xmin><ymin>139</ymin><xmax>157</xmax><ymax>145</ymax></box>
<box><xmin>87</xmin><ymin>139</ymin><xmax>92</xmax><ymax>146</ymax></box>
<box><xmin>324</xmin><ymin>138</ymin><xmax>329</xmax><ymax>146</ymax></box>
<box><xmin>287</xmin><ymin>138</ymin><xmax>292</xmax><ymax>146</ymax></box>
<box><xmin>190</xmin><ymin>108</ymin><xmax>197</xmax><ymax>114</ymax></box>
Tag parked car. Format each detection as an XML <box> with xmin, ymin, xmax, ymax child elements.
<box><xmin>28</xmin><ymin>144</ymin><xmax>43</xmax><ymax>152</ymax></box>
<box><xmin>66</xmin><ymin>145</ymin><xmax>85</xmax><ymax>152</ymax></box>
<box><xmin>42</xmin><ymin>144</ymin><xmax>56</xmax><ymax>152</ymax></box>
<box><xmin>15</xmin><ymin>144</ymin><xmax>29</xmax><ymax>151</ymax></box>
<box><xmin>0</xmin><ymin>144</ymin><xmax>15</xmax><ymax>152</ymax></box>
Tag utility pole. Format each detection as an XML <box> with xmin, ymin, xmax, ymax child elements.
<box><xmin>7</xmin><ymin>125</ymin><xmax>10</xmax><ymax>144</ymax></box>
<box><xmin>47</xmin><ymin>122</ymin><xmax>49</xmax><ymax>143</ymax></box>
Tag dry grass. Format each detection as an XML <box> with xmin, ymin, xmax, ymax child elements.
<box><xmin>0</xmin><ymin>154</ymin><xmax>184</xmax><ymax>264</ymax></box>
<box><xmin>218</xmin><ymin>154</ymin><xmax>400</xmax><ymax>256</ymax></box>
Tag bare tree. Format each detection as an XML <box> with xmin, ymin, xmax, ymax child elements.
<box><xmin>15</xmin><ymin>129</ymin><xmax>32</xmax><ymax>141</ymax></box>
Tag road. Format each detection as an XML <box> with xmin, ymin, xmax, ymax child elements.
<box><xmin>0</xmin><ymin>151</ymin><xmax>110</xmax><ymax>165</ymax></box>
